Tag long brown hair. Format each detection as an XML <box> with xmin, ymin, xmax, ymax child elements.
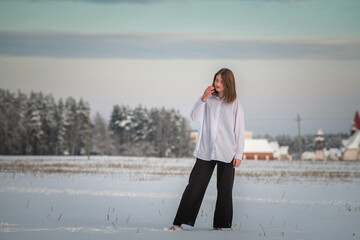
<box><xmin>212</xmin><ymin>68</ymin><xmax>237</xmax><ymax>103</ymax></box>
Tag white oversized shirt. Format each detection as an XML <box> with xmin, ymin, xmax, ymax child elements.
<box><xmin>191</xmin><ymin>94</ymin><xmax>245</xmax><ymax>163</ymax></box>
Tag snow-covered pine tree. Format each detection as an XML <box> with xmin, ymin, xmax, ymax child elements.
<box><xmin>178</xmin><ymin>117</ymin><xmax>193</xmax><ymax>157</ymax></box>
<box><xmin>64</xmin><ymin>97</ymin><xmax>78</xmax><ymax>155</ymax></box>
<box><xmin>16</xmin><ymin>90</ymin><xmax>29</xmax><ymax>154</ymax></box>
<box><xmin>56</xmin><ymin>99</ymin><xmax>67</xmax><ymax>155</ymax></box>
<box><xmin>147</xmin><ymin>108</ymin><xmax>164</xmax><ymax>157</ymax></box>
<box><xmin>26</xmin><ymin>92</ymin><xmax>44</xmax><ymax>155</ymax></box>
<box><xmin>130</xmin><ymin>105</ymin><xmax>152</xmax><ymax>156</ymax></box>
<box><xmin>92</xmin><ymin>112</ymin><xmax>116</xmax><ymax>155</ymax></box>
<box><xmin>42</xmin><ymin>94</ymin><xmax>58</xmax><ymax>155</ymax></box>
<box><xmin>110</xmin><ymin>105</ymin><xmax>134</xmax><ymax>155</ymax></box>
<box><xmin>0</xmin><ymin>89</ymin><xmax>21</xmax><ymax>154</ymax></box>
<box><xmin>77</xmin><ymin>99</ymin><xmax>91</xmax><ymax>155</ymax></box>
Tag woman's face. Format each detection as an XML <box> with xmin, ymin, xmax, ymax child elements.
<box><xmin>214</xmin><ymin>74</ymin><xmax>224</xmax><ymax>93</ymax></box>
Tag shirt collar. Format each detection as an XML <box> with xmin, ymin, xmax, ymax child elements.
<box><xmin>210</xmin><ymin>94</ymin><xmax>224</xmax><ymax>102</ymax></box>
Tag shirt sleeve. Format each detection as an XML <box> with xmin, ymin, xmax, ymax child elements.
<box><xmin>190</xmin><ymin>97</ymin><xmax>206</xmax><ymax>122</ymax></box>
<box><xmin>234</xmin><ymin>100</ymin><xmax>245</xmax><ymax>160</ymax></box>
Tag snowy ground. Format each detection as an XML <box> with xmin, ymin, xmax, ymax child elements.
<box><xmin>1</xmin><ymin>156</ymin><xmax>360</xmax><ymax>240</ymax></box>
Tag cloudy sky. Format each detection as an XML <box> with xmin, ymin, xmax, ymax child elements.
<box><xmin>0</xmin><ymin>0</ymin><xmax>359</xmax><ymax>136</ymax></box>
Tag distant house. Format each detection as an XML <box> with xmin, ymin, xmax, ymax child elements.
<box><xmin>302</xmin><ymin>129</ymin><xmax>342</xmax><ymax>161</ymax></box>
<box><xmin>269</xmin><ymin>141</ymin><xmax>280</xmax><ymax>158</ymax></box>
<box><xmin>343</xmin><ymin>130</ymin><xmax>360</xmax><ymax>161</ymax></box>
<box><xmin>302</xmin><ymin>151</ymin><xmax>316</xmax><ymax>160</ymax></box>
<box><xmin>269</xmin><ymin>141</ymin><xmax>290</xmax><ymax>160</ymax></box>
<box><xmin>324</xmin><ymin>148</ymin><xmax>342</xmax><ymax>161</ymax></box>
<box><xmin>303</xmin><ymin>148</ymin><xmax>342</xmax><ymax>161</ymax></box>
<box><xmin>243</xmin><ymin>133</ymin><xmax>274</xmax><ymax>160</ymax></box>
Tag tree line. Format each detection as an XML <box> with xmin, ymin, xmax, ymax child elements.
<box><xmin>0</xmin><ymin>89</ymin><xmax>193</xmax><ymax>157</ymax></box>
<box><xmin>1</xmin><ymin>88</ymin><xmax>348</xmax><ymax>158</ymax></box>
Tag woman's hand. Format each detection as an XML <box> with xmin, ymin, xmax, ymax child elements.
<box><xmin>233</xmin><ymin>158</ymin><xmax>241</xmax><ymax>168</ymax></box>
<box><xmin>201</xmin><ymin>86</ymin><xmax>214</xmax><ymax>102</ymax></box>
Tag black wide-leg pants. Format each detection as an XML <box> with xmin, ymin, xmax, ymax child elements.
<box><xmin>173</xmin><ymin>158</ymin><xmax>235</xmax><ymax>228</ymax></box>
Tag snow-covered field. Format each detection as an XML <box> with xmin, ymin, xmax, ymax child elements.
<box><xmin>1</xmin><ymin>156</ymin><xmax>360</xmax><ymax>240</ymax></box>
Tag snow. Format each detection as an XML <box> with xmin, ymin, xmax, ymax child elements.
<box><xmin>244</xmin><ymin>139</ymin><xmax>274</xmax><ymax>153</ymax></box>
<box><xmin>1</xmin><ymin>156</ymin><xmax>360</xmax><ymax>240</ymax></box>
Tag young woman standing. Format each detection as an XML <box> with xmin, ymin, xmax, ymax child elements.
<box><xmin>170</xmin><ymin>68</ymin><xmax>245</xmax><ymax>231</ymax></box>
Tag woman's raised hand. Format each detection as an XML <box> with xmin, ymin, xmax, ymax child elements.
<box><xmin>201</xmin><ymin>86</ymin><xmax>214</xmax><ymax>102</ymax></box>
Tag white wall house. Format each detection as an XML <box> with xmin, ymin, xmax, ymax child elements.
<box><xmin>343</xmin><ymin>131</ymin><xmax>360</xmax><ymax>161</ymax></box>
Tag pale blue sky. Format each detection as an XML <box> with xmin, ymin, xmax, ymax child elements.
<box><xmin>0</xmin><ymin>0</ymin><xmax>359</xmax><ymax>39</ymax></box>
<box><xmin>0</xmin><ymin>0</ymin><xmax>359</xmax><ymax>136</ymax></box>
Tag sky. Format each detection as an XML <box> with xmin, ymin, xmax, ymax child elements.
<box><xmin>0</xmin><ymin>0</ymin><xmax>359</xmax><ymax>136</ymax></box>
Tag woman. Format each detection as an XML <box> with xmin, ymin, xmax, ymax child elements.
<box><xmin>170</xmin><ymin>68</ymin><xmax>245</xmax><ymax>231</ymax></box>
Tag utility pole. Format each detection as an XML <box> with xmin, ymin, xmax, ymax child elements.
<box><xmin>297</xmin><ymin>113</ymin><xmax>303</xmax><ymax>160</ymax></box>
